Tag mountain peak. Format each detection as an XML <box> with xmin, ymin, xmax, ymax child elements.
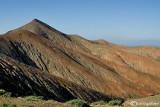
<box><xmin>31</xmin><ymin>19</ymin><xmax>44</xmax><ymax>24</ymax></box>
<box><xmin>23</xmin><ymin>19</ymin><xmax>55</xmax><ymax>32</ymax></box>
<box><xmin>32</xmin><ymin>18</ymin><xmax>40</xmax><ymax>22</ymax></box>
<box><xmin>15</xmin><ymin>19</ymin><xmax>70</xmax><ymax>40</ymax></box>
<box><xmin>30</xmin><ymin>19</ymin><xmax>51</xmax><ymax>28</ymax></box>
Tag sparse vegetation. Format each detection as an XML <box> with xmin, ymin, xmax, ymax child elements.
<box><xmin>23</xmin><ymin>96</ymin><xmax>44</xmax><ymax>101</ymax></box>
<box><xmin>0</xmin><ymin>89</ymin><xmax>6</xmax><ymax>95</ymax></box>
<box><xmin>0</xmin><ymin>89</ymin><xmax>123</xmax><ymax>107</ymax></box>
<box><xmin>66</xmin><ymin>99</ymin><xmax>89</xmax><ymax>107</ymax></box>
<box><xmin>107</xmin><ymin>99</ymin><xmax>122</xmax><ymax>106</ymax></box>
<box><xmin>27</xmin><ymin>104</ymin><xmax>34</xmax><ymax>107</ymax></box>
<box><xmin>2</xmin><ymin>92</ymin><xmax>12</xmax><ymax>97</ymax></box>
<box><xmin>1</xmin><ymin>102</ymin><xmax>16</xmax><ymax>107</ymax></box>
<box><xmin>1</xmin><ymin>102</ymin><xmax>9</xmax><ymax>107</ymax></box>
<box><xmin>43</xmin><ymin>100</ymin><xmax>55</xmax><ymax>104</ymax></box>
<box><xmin>0</xmin><ymin>89</ymin><xmax>12</xmax><ymax>97</ymax></box>
<box><xmin>0</xmin><ymin>95</ymin><xmax>68</xmax><ymax>107</ymax></box>
<box><xmin>8</xmin><ymin>104</ymin><xmax>17</xmax><ymax>107</ymax></box>
<box><xmin>90</xmin><ymin>100</ymin><xmax>107</xmax><ymax>106</ymax></box>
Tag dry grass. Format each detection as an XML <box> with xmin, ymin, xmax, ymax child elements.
<box><xmin>0</xmin><ymin>96</ymin><xmax>70</xmax><ymax>107</ymax></box>
<box><xmin>123</xmin><ymin>95</ymin><xmax>160</xmax><ymax>107</ymax></box>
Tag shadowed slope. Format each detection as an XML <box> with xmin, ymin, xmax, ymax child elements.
<box><xmin>0</xmin><ymin>53</ymin><xmax>111</xmax><ymax>103</ymax></box>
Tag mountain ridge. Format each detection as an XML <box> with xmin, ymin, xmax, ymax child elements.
<box><xmin>0</xmin><ymin>19</ymin><xmax>160</xmax><ymax>102</ymax></box>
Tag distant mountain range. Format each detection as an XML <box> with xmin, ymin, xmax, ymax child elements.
<box><xmin>113</xmin><ymin>40</ymin><xmax>160</xmax><ymax>47</ymax></box>
<box><xmin>0</xmin><ymin>19</ymin><xmax>160</xmax><ymax>103</ymax></box>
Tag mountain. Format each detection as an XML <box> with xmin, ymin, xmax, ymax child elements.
<box><xmin>0</xmin><ymin>19</ymin><xmax>160</xmax><ymax>102</ymax></box>
<box><xmin>114</xmin><ymin>40</ymin><xmax>160</xmax><ymax>47</ymax></box>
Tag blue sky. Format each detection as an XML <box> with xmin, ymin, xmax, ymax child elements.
<box><xmin>0</xmin><ymin>0</ymin><xmax>160</xmax><ymax>46</ymax></box>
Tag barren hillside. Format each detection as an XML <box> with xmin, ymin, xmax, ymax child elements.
<box><xmin>0</xmin><ymin>19</ymin><xmax>160</xmax><ymax>103</ymax></box>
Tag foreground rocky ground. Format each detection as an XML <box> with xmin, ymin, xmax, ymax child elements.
<box><xmin>0</xmin><ymin>96</ymin><xmax>70</xmax><ymax>107</ymax></box>
<box><xmin>123</xmin><ymin>95</ymin><xmax>160</xmax><ymax>107</ymax></box>
<box><xmin>0</xmin><ymin>89</ymin><xmax>123</xmax><ymax>107</ymax></box>
<box><xmin>0</xmin><ymin>96</ymin><xmax>122</xmax><ymax>107</ymax></box>
<box><xmin>1</xmin><ymin>93</ymin><xmax>159</xmax><ymax>107</ymax></box>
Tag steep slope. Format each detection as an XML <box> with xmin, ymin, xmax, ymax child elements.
<box><xmin>0</xmin><ymin>53</ymin><xmax>110</xmax><ymax>102</ymax></box>
<box><xmin>0</xmin><ymin>30</ymin><xmax>140</xmax><ymax>98</ymax></box>
<box><xmin>0</xmin><ymin>19</ymin><xmax>160</xmax><ymax>102</ymax></box>
<box><xmin>14</xmin><ymin>19</ymin><xmax>87</xmax><ymax>54</ymax></box>
<box><xmin>120</xmin><ymin>46</ymin><xmax>160</xmax><ymax>61</ymax></box>
<box><xmin>70</xmin><ymin>34</ymin><xmax>160</xmax><ymax>92</ymax></box>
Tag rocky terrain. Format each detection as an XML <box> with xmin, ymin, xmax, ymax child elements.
<box><xmin>123</xmin><ymin>94</ymin><xmax>160</xmax><ymax>107</ymax></box>
<box><xmin>0</xmin><ymin>19</ymin><xmax>160</xmax><ymax>103</ymax></box>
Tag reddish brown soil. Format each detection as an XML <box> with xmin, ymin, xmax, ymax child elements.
<box><xmin>0</xmin><ymin>19</ymin><xmax>160</xmax><ymax>102</ymax></box>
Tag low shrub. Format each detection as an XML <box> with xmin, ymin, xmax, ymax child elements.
<box><xmin>90</xmin><ymin>100</ymin><xmax>107</xmax><ymax>106</ymax></box>
<box><xmin>8</xmin><ymin>104</ymin><xmax>16</xmax><ymax>107</ymax></box>
<box><xmin>27</xmin><ymin>105</ymin><xmax>34</xmax><ymax>107</ymax></box>
<box><xmin>0</xmin><ymin>89</ymin><xmax>7</xmax><ymax>95</ymax></box>
<box><xmin>1</xmin><ymin>102</ymin><xmax>16</xmax><ymax>107</ymax></box>
<box><xmin>1</xmin><ymin>102</ymin><xmax>9</xmax><ymax>107</ymax></box>
<box><xmin>23</xmin><ymin>96</ymin><xmax>44</xmax><ymax>101</ymax></box>
<box><xmin>66</xmin><ymin>99</ymin><xmax>89</xmax><ymax>107</ymax></box>
<box><xmin>108</xmin><ymin>100</ymin><xmax>122</xmax><ymax>106</ymax></box>
<box><xmin>2</xmin><ymin>92</ymin><xmax>12</xmax><ymax>97</ymax></box>
<box><xmin>36</xmin><ymin>96</ymin><xmax>44</xmax><ymax>100</ymax></box>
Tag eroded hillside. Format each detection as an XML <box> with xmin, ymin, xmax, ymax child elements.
<box><xmin>0</xmin><ymin>19</ymin><xmax>160</xmax><ymax>102</ymax></box>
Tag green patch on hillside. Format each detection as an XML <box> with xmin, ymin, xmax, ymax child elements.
<box><xmin>0</xmin><ymin>89</ymin><xmax>67</xmax><ymax>107</ymax></box>
<box><xmin>0</xmin><ymin>89</ymin><xmax>124</xmax><ymax>107</ymax></box>
<box><xmin>90</xmin><ymin>100</ymin><xmax>107</xmax><ymax>106</ymax></box>
<box><xmin>66</xmin><ymin>99</ymin><xmax>89</xmax><ymax>107</ymax></box>
<box><xmin>23</xmin><ymin>96</ymin><xmax>44</xmax><ymax>101</ymax></box>
<box><xmin>108</xmin><ymin>100</ymin><xmax>122</xmax><ymax>106</ymax></box>
<box><xmin>0</xmin><ymin>89</ymin><xmax>6</xmax><ymax>95</ymax></box>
